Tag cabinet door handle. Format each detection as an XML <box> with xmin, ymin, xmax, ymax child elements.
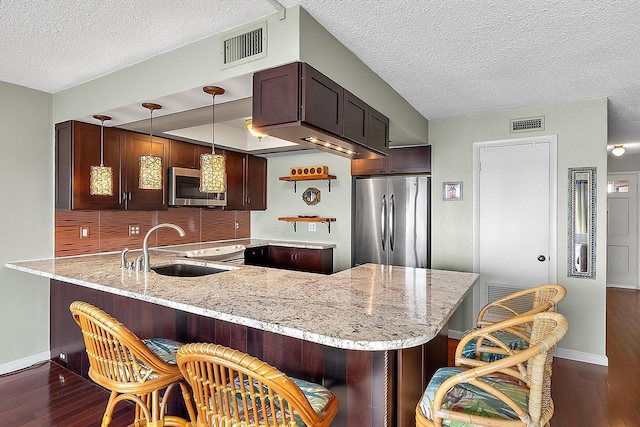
<box><xmin>247</xmin><ymin>197</ymin><xmax>251</xmax><ymax>204</ymax></box>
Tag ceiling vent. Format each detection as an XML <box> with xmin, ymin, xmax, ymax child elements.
<box><xmin>221</xmin><ymin>22</ymin><xmax>267</xmax><ymax>69</ymax></box>
<box><xmin>510</xmin><ymin>116</ymin><xmax>545</xmax><ymax>133</ymax></box>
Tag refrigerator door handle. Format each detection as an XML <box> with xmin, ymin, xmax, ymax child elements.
<box><xmin>381</xmin><ymin>194</ymin><xmax>387</xmax><ymax>251</ymax></box>
<box><xmin>389</xmin><ymin>193</ymin><xmax>395</xmax><ymax>251</ymax></box>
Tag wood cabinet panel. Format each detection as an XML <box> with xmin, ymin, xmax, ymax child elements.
<box><xmin>343</xmin><ymin>90</ymin><xmax>368</xmax><ymax>145</ymax></box>
<box><xmin>124</xmin><ymin>131</ymin><xmax>168</xmax><ymax>210</ymax></box>
<box><xmin>224</xmin><ymin>150</ymin><xmax>246</xmax><ymax>210</ymax></box>
<box><xmin>368</xmin><ymin>106</ymin><xmax>390</xmax><ymax>153</ymax></box>
<box><xmin>351</xmin><ymin>145</ymin><xmax>431</xmax><ymax>176</ymax></box>
<box><xmin>168</xmin><ymin>140</ymin><xmax>198</xmax><ymax>169</ymax></box>
<box><xmin>267</xmin><ymin>246</ymin><xmax>333</xmax><ymax>274</ymax></box>
<box><xmin>56</xmin><ymin>121</ymin><xmax>124</xmax><ymax>210</ymax></box>
<box><xmin>246</xmin><ymin>155</ymin><xmax>267</xmax><ymax>210</ymax></box>
<box><xmin>252</xmin><ymin>62</ymin><xmax>300</xmax><ymax>128</ymax></box>
<box><xmin>301</xmin><ymin>63</ymin><xmax>343</xmax><ymax>136</ymax></box>
<box><xmin>244</xmin><ymin>245</ymin><xmax>269</xmax><ymax>267</ymax></box>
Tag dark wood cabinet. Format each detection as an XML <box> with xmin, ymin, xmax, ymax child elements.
<box><xmin>124</xmin><ymin>131</ymin><xmax>168</xmax><ymax>211</ymax></box>
<box><xmin>351</xmin><ymin>145</ymin><xmax>431</xmax><ymax>176</ymax></box>
<box><xmin>343</xmin><ymin>90</ymin><xmax>368</xmax><ymax>145</ymax></box>
<box><xmin>244</xmin><ymin>246</ymin><xmax>270</xmax><ymax>267</ymax></box>
<box><xmin>169</xmin><ymin>140</ymin><xmax>200</xmax><ymax>169</ymax></box>
<box><xmin>252</xmin><ymin>62</ymin><xmax>389</xmax><ymax>158</ymax></box>
<box><xmin>224</xmin><ymin>151</ymin><xmax>267</xmax><ymax>211</ymax></box>
<box><xmin>56</xmin><ymin>121</ymin><xmax>124</xmax><ymax>210</ymax></box>
<box><xmin>268</xmin><ymin>246</ymin><xmax>333</xmax><ymax>274</ymax></box>
<box><xmin>56</xmin><ymin>120</ymin><xmax>168</xmax><ymax>210</ymax></box>
<box><xmin>301</xmin><ymin>63</ymin><xmax>343</xmax><ymax>136</ymax></box>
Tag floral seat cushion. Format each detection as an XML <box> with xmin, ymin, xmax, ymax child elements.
<box><xmin>419</xmin><ymin>367</ymin><xmax>529</xmax><ymax>427</ymax></box>
<box><xmin>461</xmin><ymin>331</ymin><xmax>529</xmax><ymax>362</ymax></box>
<box><xmin>142</xmin><ymin>337</ymin><xmax>182</xmax><ymax>364</ymax></box>
<box><xmin>227</xmin><ymin>375</ymin><xmax>333</xmax><ymax>426</ymax></box>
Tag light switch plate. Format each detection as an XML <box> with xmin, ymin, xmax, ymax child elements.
<box><xmin>79</xmin><ymin>226</ymin><xmax>90</xmax><ymax>239</ymax></box>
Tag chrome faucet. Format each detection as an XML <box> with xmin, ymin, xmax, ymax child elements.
<box><xmin>141</xmin><ymin>223</ymin><xmax>186</xmax><ymax>272</ymax></box>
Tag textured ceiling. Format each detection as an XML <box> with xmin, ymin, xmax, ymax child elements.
<box><xmin>1</xmin><ymin>0</ymin><xmax>638</xmax><ymax>149</ymax></box>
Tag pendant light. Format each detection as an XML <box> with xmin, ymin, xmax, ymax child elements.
<box><xmin>200</xmin><ymin>86</ymin><xmax>227</xmax><ymax>193</ymax></box>
<box><xmin>245</xmin><ymin>119</ymin><xmax>266</xmax><ymax>141</ymax></box>
<box><xmin>90</xmin><ymin>115</ymin><xmax>114</xmax><ymax>196</ymax></box>
<box><xmin>139</xmin><ymin>103</ymin><xmax>163</xmax><ymax>189</ymax></box>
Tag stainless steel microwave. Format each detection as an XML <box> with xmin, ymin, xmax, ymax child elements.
<box><xmin>168</xmin><ymin>167</ymin><xmax>226</xmax><ymax>207</ymax></box>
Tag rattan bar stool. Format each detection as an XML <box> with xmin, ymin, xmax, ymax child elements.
<box><xmin>70</xmin><ymin>301</ymin><xmax>196</xmax><ymax>427</ymax></box>
<box><xmin>416</xmin><ymin>311</ymin><xmax>568</xmax><ymax>427</ymax></box>
<box><xmin>459</xmin><ymin>284</ymin><xmax>566</xmax><ymax>364</ymax></box>
<box><xmin>177</xmin><ymin>343</ymin><xmax>338</xmax><ymax>427</ymax></box>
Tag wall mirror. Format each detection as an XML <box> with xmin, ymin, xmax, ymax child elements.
<box><xmin>568</xmin><ymin>167</ymin><xmax>596</xmax><ymax>278</ymax></box>
<box><xmin>302</xmin><ymin>187</ymin><xmax>321</xmax><ymax>205</ymax></box>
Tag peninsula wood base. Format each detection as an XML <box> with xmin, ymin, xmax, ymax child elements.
<box><xmin>50</xmin><ymin>279</ymin><xmax>447</xmax><ymax>427</ymax></box>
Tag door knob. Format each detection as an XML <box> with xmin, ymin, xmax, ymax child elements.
<box><xmin>537</xmin><ymin>255</ymin><xmax>546</xmax><ymax>262</ymax></box>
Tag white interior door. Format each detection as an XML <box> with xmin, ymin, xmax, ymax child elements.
<box><xmin>474</xmin><ymin>137</ymin><xmax>557</xmax><ymax>319</ymax></box>
<box><xmin>607</xmin><ymin>173</ymin><xmax>638</xmax><ymax>289</ymax></box>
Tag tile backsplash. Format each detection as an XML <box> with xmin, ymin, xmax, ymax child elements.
<box><xmin>55</xmin><ymin>208</ymin><xmax>250</xmax><ymax>257</ymax></box>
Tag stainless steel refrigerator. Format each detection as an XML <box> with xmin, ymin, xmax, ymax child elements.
<box><xmin>354</xmin><ymin>176</ymin><xmax>430</xmax><ymax>268</ymax></box>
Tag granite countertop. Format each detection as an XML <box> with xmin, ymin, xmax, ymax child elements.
<box><xmin>6</xmin><ymin>250</ymin><xmax>477</xmax><ymax>351</ymax></box>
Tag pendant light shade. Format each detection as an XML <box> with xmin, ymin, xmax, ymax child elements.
<box><xmin>90</xmin><ymin>115</ymin><xmax>113</xmax><ymax>196</ymax></box>
<box><xmin>245</xmin><ymin>119</ymin><xmax>266</xmax><ymax>140</ymax></box>
<box><xmin>200</xmin><ymin>86</ymin><xmax>227</xmax><ymax>193</ymax></box>
<box><xmin>139</xmin><ymin>103</ymin><xmax>163</xmax><ymax>189</ymax></box>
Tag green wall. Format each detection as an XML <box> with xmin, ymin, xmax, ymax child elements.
<box><xmin>251</xmin><ymin>151</ymin><xmax>352</xmax><ymax>272</ymax></box>
<box><xmin>0</xmin><ymin>81</ymin><xmax>53</xmax><ymax>370</ymax></box>
<box><xmin>430</xmin><ymin>98</ymin><xmax>608</xmax><ymax>361</ymax></box>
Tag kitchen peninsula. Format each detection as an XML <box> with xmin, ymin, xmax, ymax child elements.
<box><xmin>6</xmin><ymin>246</ymin><xmax>477</xmax><ymax>427</ymax></box>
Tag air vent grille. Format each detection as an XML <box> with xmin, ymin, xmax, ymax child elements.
<box><xmin>484</xmin><ymin>284</ymin><xmax>534</xmax><ymax>322</ymax></box>
<box><xmin>221</xmin><ymin>23</ymin><xmax>267</xmax><ymax>68</ymax></box>
<box><xmin>510</xmin><ymin>116</ymin><xmax>545</xmax><ymax>133</ymax></box>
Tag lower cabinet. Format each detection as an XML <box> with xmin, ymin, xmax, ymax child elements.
<box><xmin>244</xmin><ymin>245</ymin><xmax>270</xmax><ymax>267</ymax></box>
<box><xmin>267</xmin><ymin>246</ymin><xmax>333</xmax><ymax>274</ymax></box>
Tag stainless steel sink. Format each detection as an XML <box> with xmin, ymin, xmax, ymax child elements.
<box><xmin>151</xmin><ymin>262</ymin><xmax>237</xmax><ymax>277</ymax></box>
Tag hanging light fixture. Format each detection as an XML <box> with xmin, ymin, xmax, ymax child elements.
<box><xmin>245</xmin><ymin>119</ymin><xmax>266</xmax><ymax>141</ymax></box>
<box><xmin>139</xmin><ymin>103</ymin><xmax>163</xmax><ymax>189</ymax></box>
<box><xmin>90</xmin><ymin>115</ymin><xmax>113</xmax><ymax>196</ymax></box>
<box><xmin>612</xmin><ymin>145</ymin><xmax>625</xmax><ymax>156</ymax></box>
<box><xmin>200</xmin><ymin>86</ymin><xmax>227</xmax><ymax>193</ymax></box>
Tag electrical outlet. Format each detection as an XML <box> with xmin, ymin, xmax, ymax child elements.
<box><xmin>79</xmin><ymin>226</ymin><xmax>90</xmax><ymax>239</ymax></box>
<box><xmin>308</xmin><ymin>223</ymin><xmax>316</xmax><ymax>232</ymax></box>
<box><xmin>59</xmin><ymin>352</ymin><xmax>67</xmax><ymax>361</ymax></box>
<box><xmin>128</xmin><ymin>225</ymin><xmax>140</xmax><ymax>236</ymax></box>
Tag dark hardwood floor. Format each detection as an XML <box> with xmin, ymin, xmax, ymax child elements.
<box><xmin>1</xmin><ymin>288</ymin><xmax>638</xmax><ymax>426</ymax></box>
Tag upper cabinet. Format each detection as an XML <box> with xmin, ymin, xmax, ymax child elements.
<box><xmin>252</xmin><ymin>62</ymin><xmax>389</xmax><ymax>159</ymax></box>
<box><xmin>123</xmin><ymin>131</ymin><xmax>168</xmax><ymax>211</ymax></box>
<box><xmin>224</xmin><ymin>150</ymin><xmax>267</xmax><ymax>211</ymax></box>
<box><xmin>57</xmin><ymin>121</ymin><xmax>166</xmax><ymax>211</ymax></box>
<box><xmin>351</xmin><ymin>145</ymin><xmax>431</xmax><ymax>176</ymax></box>
<box><xmin>168</xmin><ymin>139</ymin><xmax>200</xmax><ymax>169</ymax></box>
<box><xmin>56</xmin><ymin>121</ymin><xmax>124</xmax><ymax>210</ymax></box>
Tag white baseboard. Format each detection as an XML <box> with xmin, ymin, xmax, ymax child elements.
<box><xmin>0</xmin><ymin>351</ymin><xmax>51</xmax><ymax>375</ymax></box>
<box><xmin>555</xmin><ymin>348</ymin><xmax>608</xmax><ymax>366</ymax></box>
<box><xmin>449</xmin><ymin>329</ymin><xmax>608</xmax><ymax>366</ymax></box>
<box><xmin>607</xmin><ymin>283</ymin><xmax>637</xmax><ymax>289</ymax></box>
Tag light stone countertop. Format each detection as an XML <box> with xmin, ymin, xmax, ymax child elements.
<box><xmin>6</xmin><ymin>251</ymin><xmax>477</xmax><ymax>351</ymax></box>
<box><xmin>152</xmin><ymin>238</ymin><xmax>337</xmax><ymax>254</ymax></box>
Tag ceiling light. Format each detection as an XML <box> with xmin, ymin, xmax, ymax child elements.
<box><xmin>139</xmin><ymin>103</ymin><xmax>163</xmax><ymax>189</ymax></box>
<box><xmin>90</xmin><ymin>115</ymin><xmax>113</xmax><ymax>196</ymax></box>
<box><xmin>245</xmin><ymin>119</ymin><xmax>266</xmax><ymax>140</ymax></box>
<box><xmin>612</xmin><ymin>145</ymin><xmax>625</xmax><ymax>156</ymax></box>
<box><xmin>200</xmin><ymin>86</ymin><xmax>227</xmax><ymax>193</ymax></box>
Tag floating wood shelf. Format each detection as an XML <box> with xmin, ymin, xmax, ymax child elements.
<box><xmin>278</xmin><ymin>217</ymin><xmax>337</xmax><ymax>233</ymax></box>
<box><xmin>279</xmin><ymin>174</ymin><xmax>337</xmax><ymax>192</ymax></box>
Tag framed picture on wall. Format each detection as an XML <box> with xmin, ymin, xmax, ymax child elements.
<box><xmin>443</xmin><ymin>181</ymin><xmax>463</xmax><ymax>201</ymax></box>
